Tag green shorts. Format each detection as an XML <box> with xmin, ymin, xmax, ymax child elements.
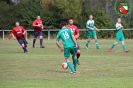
<box><xmin>87</xmin><ymin>30</ymin><xmax>97</xmax><ymax>38</ymax></box>
<box><xmin>116</xmin><ymin>35</ymin><xmax>124</xmax><ymax>42</ymax></box>
<box><xmin>64</xmin><ymin>46</ymin><xmax>77</xmax><ymax>58</ymax></box>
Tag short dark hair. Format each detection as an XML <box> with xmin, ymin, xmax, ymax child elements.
<box><xmin>89</xmin><ymin>14</ymin><xmax>93</xmax><ymax>17</ymax></box>
<box><xmin>60</xmin><ymin>21</ymin><xmax>67</xmax><ymax>27</ymax></box>
<box><xmin>68</xmin><ymin>17</ymin><xmax>74</xmax><ymax>21</ymax></box>
<box><xmin>117</xmin><ymin>18</ymin><xmax>121</xmax><ymax>20</ymax></box>
<box><xmin>16</xmin><ymin>21</ymin><xmax>19</xmax><ymax>23</ymax></box>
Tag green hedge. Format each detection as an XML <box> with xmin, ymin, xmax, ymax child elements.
<box><xmin>79</xmin><ymin>30</ymin><xmax>133</xmax><ymax>39</ymax></box>
<box><xmin>0</xmin><ymin>0</ymin><xmax>133</xmax><ymax>39</ymax></box>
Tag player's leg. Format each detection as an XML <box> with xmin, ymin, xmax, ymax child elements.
<box><xmin>109</xmin><ymin>41</ymin><xmax>118</xmax><ymax>52</ymax></box>
<box><xmin>86</xmin><ymin>30</ymin><xmax>92</xmax><ymax>49</ymax></box>
<box><xmin>121</xmin><ymin>36</ymin><xmax>129</xmax><ymax>52</ymax></box>
<box><xmin>94</xmin><ymin>36</ymin><xmax>100</xmax><ymax>49</ymax></box>
<box><xmin>64</xmin><ymin>48</ymin><xmax>75</xmax><ymax>73</ymax></box>
<box><xmin>122</xmin><ymin>41</ymin><xmax>126</xmax><ymax>50</ymax></box>
<box><xmin>109</xmin><ymin>36</ymin><xmax>120</xmax><ymax>52</ymax></box>
<box><xmin>93</xmin><ymin>31</ymin><xmax>100</xmax><ymax>49</ymax></box>
<box><xmin>18</xmin><ymin>40</ymin><xmax>28</xmax><ymax>53</ymax></box>
<box><xmin>23</xmin><ymin>40</ymin><xmax>28</xmax><ymax>47</ymax></box>
<box><xmin>70</xmin><ymin>47</ymin><xmax>77</xmax><ymax>71</ymax></box>
<box><xmin>72</xmin><ymin>54</ymin><xmax>77</xmax><ymax>71</ymax></box>
<box><xmin>86</xmin><ymin>37</ymin><xmax>91</xmax><ymax>49</ymax></box>
<box><xmin>39</xmin><ymin>31</ymin><xmax>44</xmax><ymax>48</ymax></box>
<box><xmin>110</xmin><ymin>41</ymin><xmax>118</xmax><ymax>49</ymax></box>
<box><xmin>77</xmin><ymin>43</ymin><xmax>81</xmax><ymax>65</ymax></box>
<box><xmin>23</xmin><ymin>40</ymin><xmax>28</xmax><ymax>53</ymax></box>
<box><xmin>33</xmin><ymin>32</ymin><xmax>38</xmax><ymax>48</ymax></box>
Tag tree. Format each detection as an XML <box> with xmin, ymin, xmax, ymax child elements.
<box><xmin>0</xmin><ymin>0</ymin><xmax>59</xmax><ymax>29</ymax></box>
<box><xmin>41</xmin><ymin>0</ymin><xmax>82</xmax><ymax>22</ymax></box>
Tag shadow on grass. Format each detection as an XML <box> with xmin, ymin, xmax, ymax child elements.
<box><xmin>5</xmin><ymin>51</ymin><xmax>24</xmax><ymax>53</ymax></box>
<box><xmin>47</xmin><ymin>70</ymin><xmax>69</xmax><ymax>73</ymax></box>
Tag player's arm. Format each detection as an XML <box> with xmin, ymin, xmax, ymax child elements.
<box><xmin>94</xmin><ymin>26</ymin><xmax>100</xmax><ymax>32</ymax></box>
<box><xmin>32</xmin><ymin>24</ymin><xmax>38</xmax><ymax>27</ymax></box>
<box><xmin>75</xmin><ymin>27</ymin><xmax>79</xmax><ymax>39</ymax></box>
<box><xmin>11</xmin><ymin>30</ymin><xmax>16</xmax><ymax>40</ymax></box>
<box><xmin>121</xmin><ymin>24</ymin><xmax>123</xmax><ymax>28</ymax></box>
<box><xmin>56</xmin><ymin>41</ymin><xmax>63</xmax><ymax>52</ymax></box>
<box><xmin>56</xmin><ymin>33</ymin><xmax>63</xmax><ymax>52</ymax></box>
<box><xmin>22</xmin><ymin>27</ymin><xmax>26</xmax><ymax>35</ymax></box>
<box><xmin>32</xmin><ymin>21</ymin><xmax>39</xmax><ymax>27</ymax></box>
<box><xmin>75</xmin><ymin>33</ymin><xmax>79</xmax><ymax>39</ymax></box>
<box><xmin>72</xmin><ymin>34</ymin><xmax>78</xmax><ymax>48</ymax></box>
<box><xmin>86</xmin><ymin>25</ymin><xmax>94</xmax><ymax>30</ymax></box>
<box><xmin>41</xmin><ymin>24</ymin><xmax>44</xmax><ymax>29</ymax></box>
<box><xmin>86</xmin><ymin>22</ymin><xmax>94</xmax><ymax>30</ymax></box>
<box><xmin>11</xmin><ymin>34</ymin><xmax>16</xmax><ymax>40</ymax></box>
<box><xmin>116</xmin><ymin>25</ymin><xmax>123</xmax><ymax>30</ymax></box>
<box><xmin>70</xmin><ymin>29</ymin><xmax>78</xmax><ymax>47</ymax></box>
<box><xmin>23</xmin><ymin>30</ymin><xmax>26</xmax><ymax>35</ymax></box>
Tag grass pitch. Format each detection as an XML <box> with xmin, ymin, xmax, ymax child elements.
<box><xmin>0</xmin><ymin>39</ymin><xmax>133</xmax><ymax>88</ymax></box>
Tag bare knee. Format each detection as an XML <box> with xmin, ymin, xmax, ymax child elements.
<box><xmin>122</xmin><ymin>41</ymin><xmax>125</xmax><ymax>45</ymax></box>
<box><xmin>40</xmin><ymin>36</ymin><xmax>43</xmax><ymax>39</ymax></box>
<box><xmin>88</xmin><ymin>38</ymin><xmax>91</xmax><ymax>41</ymax></box>
<box><xmin>77</xmin><ymin>50</ymin><xmax>81</xmax><ymax>54</ymax></box>
<box><xmin>21</xmin><ymin>44</ymin><xmax>25</xmax><ymax>47</ymax></box>
<box><xmin>73</xmin><ymin>54</ymin><xmax>77</xmax><ymax>58</ymax></box>
<box><xmin>114</xmin><ymin>42</ymin><xmax>118</xmax><ymax>45</ymax></box>
<box><xmin>94</xmin><ymin>36</ymin><xmax>97</xmax><ymax>40</ymax></box>
<box><xmin>65</xmin><ymin>58</ymin><xmax>70</xmax><ymax>62</ymax></box>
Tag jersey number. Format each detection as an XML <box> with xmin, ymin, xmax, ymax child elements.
<box><xmin>63</xmin><ymin>32</ymin><xmax>69</xmax><ymax>39</ymax></box>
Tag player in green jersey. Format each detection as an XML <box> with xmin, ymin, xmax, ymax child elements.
<box><xmin>56</xmin><ymin>21</ymin><xmax>78</xmax><ymax>74</ymax></box>
<box><xmin>85</xmin><ymin>14</ymin><xmax>101</xmax><ymax>49</ymax></box>
<box><xmin>109</xmin><ymin>18</ymin><xmax>129</xmax><ymax>53</ymax></box>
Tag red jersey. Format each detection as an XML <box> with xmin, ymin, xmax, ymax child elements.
<box><xmin>66</xmin><ymin>24</ymin><xmax>79</xmax><ymax>36</ymax></box>
<box><xmin>11</xmin><ymin>26</ymin><xmax>26</xmax><ymax>40</ymax></box>
<box><xmin>32</xmin><ymin>19</ymin><xmax>43</xmax><ymax>32</ymax></box>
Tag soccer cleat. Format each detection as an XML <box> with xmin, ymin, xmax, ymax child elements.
<box><xmin>24</xmin><ymin>51</ymin><xmax>28</xmax><ymax>53</ymax></box>
<box><xmin>125</xmin><ymin>50</ymin><xmax>130</xmax><ymax>53</ymax></box>
<box><xmin>85</xmin><ymin>46</ymin><xmax>89</xmax><ymax>49</ymax></box>
<box><xmin>109</xmin><ymin>49</ymin><xmax>114</xmax><ymax>52</ymax></box>
<box><xmin>40</xmin><ymin>46</ymin><xmax>45</xmax><ymax>48</ymax></box>
<box><xmin>70</xmin><ymin>71</ymin><xmax>76</xmax><ymax>74</ymax></box>
<box><xmin>96</xmin><ymin>46</ymin><xmax>101</xmax><ymax>49</ymax></box>
<box><xmin>77</xmin><ymin>61</ymin><xmax>80</xmax><ymax>65</ymax></box>
<box><xmin>33</xmin><ymin>45</ymin><xmax>35</xmax><ymax>48</ymax></box>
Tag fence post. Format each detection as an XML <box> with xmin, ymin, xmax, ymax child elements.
<box><xmin>26</xmin><ymin>31</ymin><xmax>27</xmax><ymax>40</ymax></box>
<box><xmin>48</xmin><ymin>31</ymin><xmax>50</xmax><ymax>40</ymax></box>
<box><xmin>3</xmin><ymin>30</ymin><xmax>4</xmax><ymax>40</ymax></box>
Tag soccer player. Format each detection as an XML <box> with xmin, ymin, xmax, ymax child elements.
<box><xmin>66</xmin><ymin>17</ymin><xmax>81</xmax><ymax>65</ymax></box>
<box><xmin>32</xmin><ymin>16</ymin><xmax>44</xmax><ymax>48</ymax></box>
<box><xmin>109</xmin><ymin>18</ymin><xmax>129</xmax><ymax>53</ymax></box>
<box><xmin>85</xmin><ymin>14</ymin><xmax>101</xmax><ymax>49</ymax></box>
<box><xmin>11</xmin><ymin>21</ymin><xmax>28</xmax><ymax>53</ymax></box>
<box><xmin>56</xmin><ymin>21</ymin><xmax>78</xmax><ymax>74</ymax></box>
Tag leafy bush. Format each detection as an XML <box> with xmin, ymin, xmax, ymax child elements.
<box><xmin>0</xmin><ymin>0</ymin><xmax>133</xmax><ymax>39</ymax></box>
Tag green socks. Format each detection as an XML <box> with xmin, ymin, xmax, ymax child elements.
<box><xmin>67</xmin><ymin>61</ymin><xmax>75</xmax><ymax>72</ymax></box>
<box><xmin>86</xmin><ymin>40</ymin><xmax>90</xmax><ymax>46</ymax></box>
<box><xmin>110</xmin><ymin>44</ymin><xmax>126</xmax><ymax>51</ymax></box>
<box><xmin>122</xmin><ymin>44</ymin><xmax>126</xmax><ymax>51</ymax></box>
<box><xmin>73</xmin><ymin>57</ymin><xmax>77</xmax><ymax>70</ymax></box>
<box><xmin>110</xmin><ymin>43</ymin><xmax>116</xmax><ymax>49</ymax></box>
<box><xmin>95</xmin><ymin>40</ymin><xmax>99</xmax><ymax>47</ymax></box>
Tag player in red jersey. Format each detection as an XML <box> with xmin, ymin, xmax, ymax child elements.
<box><xmin>32</xmin><ymin>16</ymin><xmax>44</xmax><ymax>48</ymax></box>
<box><xmin>66</xmin><ymin>17</ymin><xmax>81</xmax><ymax>65</ymax></box>
<box><xmin>11</xmin><ymin>22</ymin><xmax>28</xmax><ymax>53</ymax></box>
